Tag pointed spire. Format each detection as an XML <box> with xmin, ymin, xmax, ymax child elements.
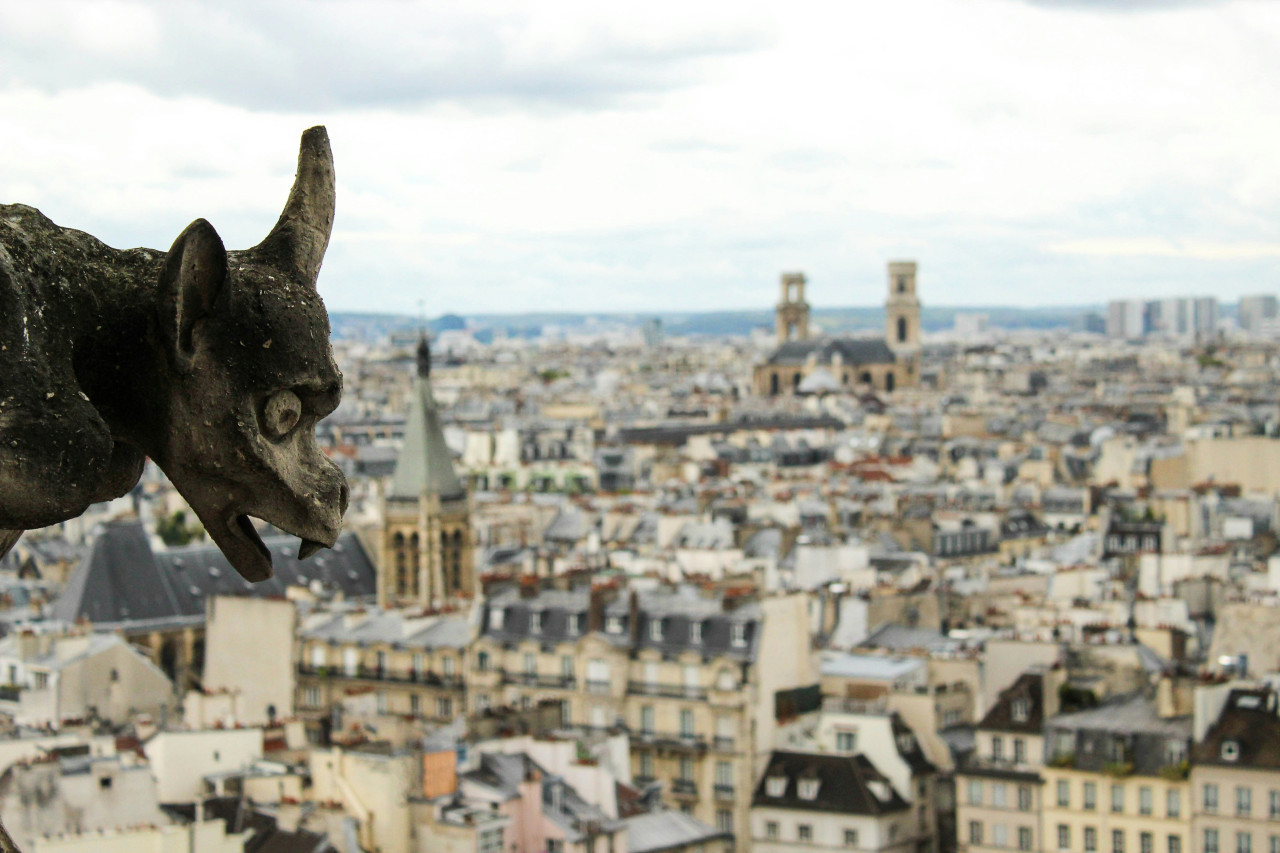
<box><xmin>389</xmin><ymin>356</ymin><xmax>464</xmax><ymax>502</ymax></box>
<box><xmin>416</xmin><ymin>332</ymin><xmax>432</xmax><ymax>378</ymax></box>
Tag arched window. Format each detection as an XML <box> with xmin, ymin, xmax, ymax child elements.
<box><xmin>897</xmin><ymin>316</ymin><xmax>908</xmax><ymax>343</ymax></box>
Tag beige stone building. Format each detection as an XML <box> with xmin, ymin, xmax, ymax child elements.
<box><xmin>753</xmin><ymin>262</ymin><xmax>922</xmax><ymax>396</ymax></box>
<box><xmin>1190</xmin><ymin>686</ymin><xmax>1280</xmax><ymax>853</ymax></box>
<box><xmin>296</xmin><ymin>608</ymin><xmax>471</xmax><ymax>736</ymax></box>
<box><xmin>1040</xmin><ymin>693</ymin><xmax>1191</xmax><ymax>853</ymax></box>
<box><xmin>470</xmin><ymin>585</ymin><xmax>814</xmax><ymax>846</ymax></box>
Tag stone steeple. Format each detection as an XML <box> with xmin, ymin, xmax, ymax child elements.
<box><xmin>389</xmin><ymin>335</ymin><xmax>463</xmax><ymax>502</ymax></box>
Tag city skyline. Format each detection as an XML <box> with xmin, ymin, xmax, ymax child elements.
<box><xmin>2</xmin><ymin>0</ymin><xmax>1279</xmax><ymax>313</ymax></box>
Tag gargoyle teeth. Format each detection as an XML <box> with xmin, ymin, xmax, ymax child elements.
<box><xmin>297</xmin><ymin>538</ymin><xmax>325</xmax><ymax>560</ymax></box>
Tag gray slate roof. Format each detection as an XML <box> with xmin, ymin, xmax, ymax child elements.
<box><xmin>52</xmin><ymin>520</ymin><xmax>376</xmax><ymax>625</ymax></box>
<box><xmin>766</xmin><ymin>337</ymin><xmax>897</xmax><ymax>367</ymax></box>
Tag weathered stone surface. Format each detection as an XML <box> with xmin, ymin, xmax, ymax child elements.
<box><xmin>0</xmin><ymin>126</ymin><xmax>348</xmax><ymax>585</ymax></box>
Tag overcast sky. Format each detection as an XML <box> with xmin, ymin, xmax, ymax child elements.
<box><xmin>1</xmin><ymin>0</ymin><xmax>1276</xmax><ymax>315</ymax></box>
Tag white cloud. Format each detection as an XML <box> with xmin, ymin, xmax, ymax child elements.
<box><xmin>1</xmin><ymin>0</ymin><xmax>1278</xmax><ymax>313</ymax></box>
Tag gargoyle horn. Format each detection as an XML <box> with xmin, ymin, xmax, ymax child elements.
<box><xmin>250</xmin><ymin>125</ymin><xmax>336</xmax><ymax>288</ymax></box>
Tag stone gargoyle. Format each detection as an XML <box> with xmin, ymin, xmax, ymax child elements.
<box><xmin>0</xmin><ymin>126</ymin><xmax>349</xmax><ymax>583</ymax></box>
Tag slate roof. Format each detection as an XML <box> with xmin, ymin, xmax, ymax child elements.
<box><xmin>978</xmin><ymin>672</ymin><xmax>1045</xmax><ymax>734</ymax></box>
<box><xmin>623</xmin><ymin>810</ymin><xmax>730</xmax><ymax>853</ymax></box>
<box><xmin>52</xmin><ymin>520</ymin><xmax>376</xmax><ymax>625</ymax></box>
<box><xmin>1191</xmin><ymin>688</ymin><xmax>1280</xmax><ymax>770</ymax></box>
<box><xmin>1048</xmin><ymin>693</ymin><xmax>1190</xmax><ymax>738</ymax></box>
<box><xmin>166</xmin><ymin>797</ymin><xmax>332</xmax><ymax>852</ymax></box>
<box><xmin>389</xmin><ymin>374</ymin><xmax>465</xmax><ymax>501</ymax></box>
<box><xmin>766</xmin><ymin>337</ymin><xmax>897</xmax><ymax>367</ymax></box>
<box><xmin>752</xmin><ymin>751</ymin><xmax>909</xmax><ymax>815</ymax></box>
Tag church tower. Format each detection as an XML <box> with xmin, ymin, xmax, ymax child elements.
<box><xmin>776</xmin><ymin>272</ymin><xmax>810</xmax><ymax>345</ymax></box>
<box><xmin>380</xmin><ymin>335</ymin><xmax>474</xmax><ymax>609</ymax></box>
<box><xmin>885</xmin><ymin>260</ymin><xmax>921</xmax><ymax>355</ymax></box>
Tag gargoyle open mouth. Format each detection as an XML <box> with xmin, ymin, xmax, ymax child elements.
<box><xmin>232</xmin><ymin>513</ymin><xmax>272</xmax><ymax>562</ymax></box>
<box><xmin>221</xmin><ymin>510</ymin><xmax>333</xmax><ymax>583</ymax></box>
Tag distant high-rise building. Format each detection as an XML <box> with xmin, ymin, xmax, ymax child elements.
<box><xmin>1239</xmin><ymin>295</ymin><xmax>1278</xmax><ymax>335</ymax></box>
<box><xmin>954</xmin><ymin>312</ymin><xmax>989</xmax><ymax>338</ymax></box>
<box><xmin>1107</xmin><ymin>296</ymin><xmax>1216</xmax><ymax>341</ymax></box>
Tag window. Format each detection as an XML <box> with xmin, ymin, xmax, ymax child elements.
<box><xmin>569</xmin><ymin>614</ymin><xmax>581</xmax><ymax>636</ymax></box>
<box><xmin>1059</xmin><ymin>825</ymin><xmax>1071</xmax><ymax>850</ymax></box>
<box><xmin>474</xmin><ymin>693</ymin><xmax>490</xmax><ymax>710</ymax></box>
<box><xmin>1019</xmin><ymin>827</ymin><xmax>1032</xmax><ymax>851</ymax></box>
<box><xmin>1058</xmin><ymin>780</ymin><xmax>1070</xmax><ymax>808</ymax></box>
<box><xmin>524</xmin><ymin>653</ymin><xmax>536</xmax><ymax>675</ymax></box>
<box><xmin>993</xmin><ymin>783</ymin><xmax>1007</xmax><ymax>808</ymax></box>
<box><xmin>970</xmin><ymin>822</ymin><xmax>984</xmax><ymax>845</ymax></box>
<box><xmin>969</xmin><ymin>779</ymin><xmax>983</xmax><ymax>806</ymax></box>
<box><xmin>1112</xmin><ymin>784</ymin><xmax>1125</xmax><ymax>813</ymax></box>
<box><xmin>477</xmin><ymin>651</ymin><xmax>491</xmax><ymax>672</ymax></box>
<box><xmin>1085</xmin><ymin>827</ymin><xmax>1098</xmax><ymax>853</ymax></box>
<box><xmin>410</xmin><ymin>694</ymin><xmax>420</xmax><ymax>715</ymax></box>
<box><xmin>1085</xmin><ymin>782</ymin><xmax>1097</xmax><ymax>810</ymax></box>
<box><xmin>561</xmin><ymin>655</ymin><xmax>574</xmax><ymax>678</ymax></box>
<box><xmin>716</xmin><ymin>810</ymin><xmax>732</xmax><ymax>832</ymax></box>
<box><xmin>376</xmin><ymin>691</ymin><xmax>387</xmax><ymax>713</ymax></box>
<box><xmin>480</xmin><ymin>829</ymin><xmax>504</xmax><ymax>853</ymax></box>
<box><xmin>798</xmin><ymin>825</ymin><xmax>812</xmax><ymax>842</ymax></box>
<box><xmin>844</xmin><ymin>829</ymin><xmax>859</xmax><ymax>847</ymax></box>
<box><xmin>302</xmin><ymin>686</ymin><xmax>320</xmax><ymax>707</ymax></box>
<box><xmin>1012</xmin><ymin>698</ymin><xmax>1030</xmax><ymax>722</ymax></box>
<box><xmin>1206</xmin><ymin>829</ymin><xmax>1220</xmax><ymax>853</ymax></box>
<box><xmin>437</xmin><ymin>697</ymin><xmax>452</xmax><ymax>718</ymax></box>
<box><xmin>1169</xmin><ymin>837</ymin><xmax>1181</xmax><ymax>853</ymax></box>
<box><xmin>1168</xmin><ymin>789</ymin><xmax>1181</xmax><ymax>818</ymax></box>
<box><xmin>99</xmin><ymin>776</ymin><xmax>112</xmax><ymax>789</ymax></box>
<box><xmin>716</xmin><ymin>761</ymin><xmax>732</xmax><ymax>786</ymax></box>
<box><xmin>442</xmin><ymin>656</ymin><xmax>455</xmax><ymax>676</ymax></box>
<box><xmin>606</xmin><ymin>615</ymin><xmax>622</xmax><ymax>634</ymax></box>
<box><xmin>1113</xmin><ymin>829</ymin><xmax>1125</xmax><ymax>853</ymax></box>
<box><xmin>1224</xmin><ymin>741</ymin><xmax>1241</xmax><ymax>762</ymax></box>
<box><xmin>993</xmin><ymin>825</ymin><xmax>1008</xmax><ymax>848</ymax></box>
<box><xmin>766</xmin><ymin>776</ymin><xmax>786</xmax><ymax>797</ymax></box>
<box><xmin>649</xmin><ymin>619</ymin><xmax>663</xmax><ymax>641</ymax></box>
<box><xmin>640</xmin><ymin>706</ymin><xmax>654</xmax><ymax>735</ymax></box>
<box><xmin>1014</xmin><ymin>738</ymin><xmax>1026</xmax><ymax>765</ymax></box>
<box><xmin>1239</xmin><ymin>834</ymin><xmax>1253</xmax><ymax>853</ymax></box>
<box><xmin>993</xmin><ymin>735</ymin><xmax>1005</xmax><ymax>761</ymax></box>
<box><xmin>1269</xmin><ymin>838</ymin><xmax>1279</xmax><ymax>853</ymax></box>
<box><xmin>1140</xmin><ymin>786</ymin><xmax>1153</xmax><ymax>815</ymax></box>
<box><xmin>1240</xmin><ymin>787</ymin><xmax>1254</xmax><ymax>817</ymax></box>
<box><xmin>491</xmin><ymin>607</ymin><xmax>505</xmax><ymax>630</ymax></box>
<box><xmin>731</xmin><ymin>623</ymin><xmax>746</xmax><ymax>647</ymax></box>
<box><xmin>1018</xmin><ymin>785</ymin><xmax>1032</xmax><ymax>811</ymax></box>
<box><xmin>690</xmin><ymin>622</ymin><xmax>702</xmax><ymax>645</ymax></box>
<box><xmin>766</xmin><ymin>822</ymin><xmax>778</xmax><ymax>840</ymax></box>
<box><xmin>548</xmin><ymin>841</ymin><xmax>563</xmax><ymax>853</ymax></box>
<box><xmin>799</xmin><ymin>779</ymin><xmax>820</xmax><ymax>800</ymax></box>
<box><xmin>1206</xmin><ymin>784</ymin><xmax>1220</xmax><ymax>814</ymax></box>
<box><xmin>680</xmin><ymin>709</ymin><xmax>694</xmax><ymax>737</ymax></box>
<box><xmin>530</xmin><ymin>611</ymin><xmax>542</xmax><ymax>634</ymax></box>
<box><xmin>837</xmin><ymin>731</ymin><xmax>857</xmax><ymax>752</ymax></box>
<box><xmin>639</xmin><ymin>752</ymin><xmax>654</xmax><ymax>778</ymax></box>
<box><xmin>1271</xmin><ymin>790</ymin><xmax>1280</xmax><ymax>819</ymax></box>
<box><xmin>1141</xmin><ymin>833</ymin><xmax>1153</xmax><ymax>853</ymax></box>
<box><xmin>679</xmin><ymin>757</ymin><xmax>693</xmax><ymax>781</ymax></box>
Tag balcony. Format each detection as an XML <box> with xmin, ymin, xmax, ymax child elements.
<box><xmin>502</xmin><ymin>671</ymin><xmax>577</xmax><ymax>690</ymax></box>
<box><xmin>671</xmin><ymin>779</ymin><xmax>698</xmax><ymax>797</ymax></box>
<box><xmin>585</xmin><ymin>679</ymin><xmax>613</xmax><ymax>695</ymax></box>
<box><xmin>0</xmin><ymin>685</ymin><xmax>19</xmax><ymax>702</ymax></box>
<box><xmin>713</xmin><ymin>736</ymin><xmax>736</xmax><ymax>753</ymax></box>
<box><xmin>714</xmin><ymin>784</ymin><xmax>736</xmax><ymax>801</ymax></box>
<box><xmin>627</xmin><ymin>681</ymin><xmax>708</xmax><ymax>701</ymax></box>
<box><xmin>634</xmin><ymin>731</ymin><xmax>708</xmax><ymax>753</ymax></box>
<box><xmin>297</xmin><ymin>664</ymin><xmax>463</xmax><ymax>689</ymax></box>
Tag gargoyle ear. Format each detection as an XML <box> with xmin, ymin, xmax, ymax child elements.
<box><xmin>160</xmin><ymin>218</ymin><xmax>227</xmax><ymax>371</ymax></box>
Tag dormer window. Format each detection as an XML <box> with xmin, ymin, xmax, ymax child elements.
<box><xmin>690</xmin><ymin>621</ymin><xmax>702</xmax><ymax>645</ymax></box>
<box><xmin>798</xmin><ymin>779</ymin><xmax>820</xmax><ymax>800</ymax></box>
<box><xmin>1222</xmin><ymin>741</ymin><xmax>1240</xmax><ymax>762</ymax></box>
<box><xmin>1011</xmin><ymin>698</ymin><xmax>1030</xmax><ymax>723</ymax></box>
<box><xmin>568</xmin><ymin>614</ymin><xmax>581</xmax><ymax>636</ymax></box>
<box><xmin>491</xmin><ymin>608</ymin><xmax>505</xmax><ymax>630</ymax></box>
<box><xmin>607</xmin><ymin>615</ymin><xmax>622</xmax><ymax>634</ymax></box>
<box><xmin>530</xmin><ymin>611</ymin><xmax>542</xmax><ymax>634</ymax></box>
<box><xmin>766</xmin><ymin>776</ymin><xmax>787</xmax><ymax>797</ymax></box>
<box><xmin>650</xmin><ymin>619</ymin><xmax>664</xmax><ymax>642</ymax></box>
<box><xmin>731</xmin><ymin>623</ymin><xmax>746</xmax><ymax>648</ymax></box>
<box><xmin>897</xmin><ymin>734</ymin><xmax>915</xmax><ymax>755</ymax></box>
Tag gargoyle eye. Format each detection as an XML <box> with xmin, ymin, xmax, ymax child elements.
<box><xmin>262</xmin><ymin>390</ymin><xmax>303</xmax><ymax>439</ymax></box>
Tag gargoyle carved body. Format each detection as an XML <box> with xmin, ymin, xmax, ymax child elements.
<box><xmin>0</xmin><ymin>126</ymin><xmax>349</xmax><ymax>583</ymax></box>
